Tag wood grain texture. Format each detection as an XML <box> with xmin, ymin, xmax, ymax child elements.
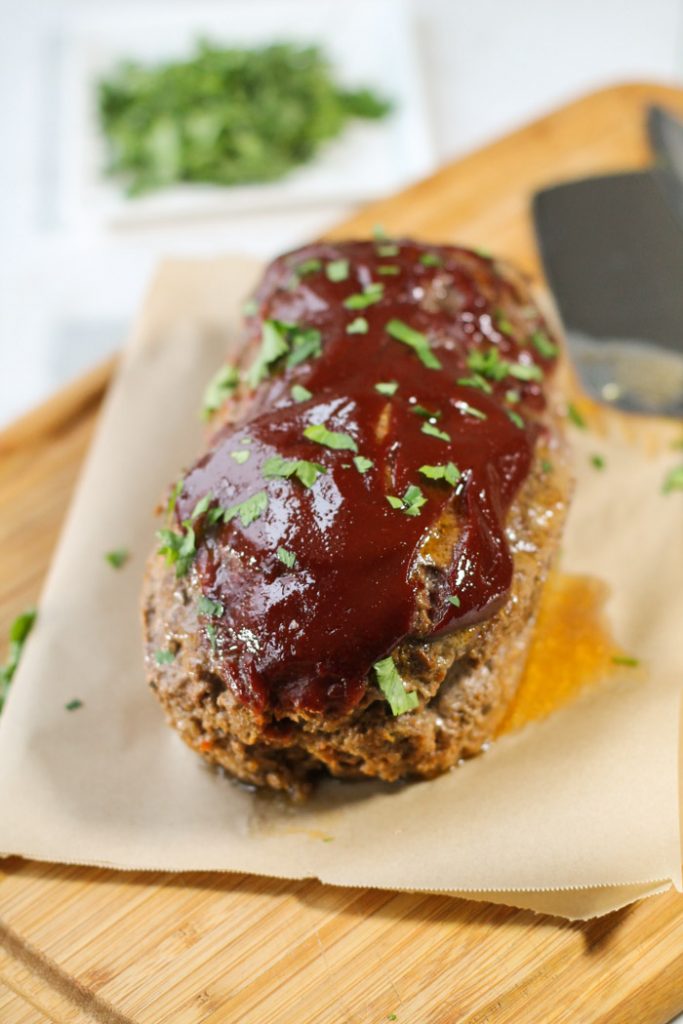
<box><xmin>2</xmin><ymin>83</ymin><xmax>683</xmax><ymax>1024</ymax></box>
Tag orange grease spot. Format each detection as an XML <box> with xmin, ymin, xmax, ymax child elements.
<box><xmin>499</xmin><ymin>573</ymin><xmax>632</xmax><ymax>734</ymax></box>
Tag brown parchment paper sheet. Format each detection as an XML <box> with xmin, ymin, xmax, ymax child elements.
<box><xmin>0</xmin><ymin>256</ymin><xmax>682</xmax><ymax>921</ymax></box>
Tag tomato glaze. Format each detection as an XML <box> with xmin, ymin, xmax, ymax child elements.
<box><xmin>175</xmin><ymin>241</ymin><xmax>557</xmax><ymax>714</ymax></box>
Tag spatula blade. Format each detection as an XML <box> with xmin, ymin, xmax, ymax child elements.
<box><xmin>533</xmin><ymin>170</ymin><xmax>683</xmax><ymax>416</ymax></box>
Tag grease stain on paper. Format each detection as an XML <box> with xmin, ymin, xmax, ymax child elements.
<box><xmin>499</xmin><ymin>572</ymin><xmax>641</xmax><ymax>735</ymax></box>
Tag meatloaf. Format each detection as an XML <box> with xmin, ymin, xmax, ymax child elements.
<box><xmin>142</xmin><ymin>239</ymin><xmax>572</xmax><ymax>798</ymax></box>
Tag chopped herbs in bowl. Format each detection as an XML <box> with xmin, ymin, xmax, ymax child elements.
<box><xmin>97</xmin><ymin>41</ymin><xmax>392</xmax><ymax>196</ymax></box>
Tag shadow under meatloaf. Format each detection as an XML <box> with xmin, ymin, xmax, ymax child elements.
<box><xmin>142</xmin><ymin>410</ymin><xmax>571</xmax><ymax>800</ymax></box>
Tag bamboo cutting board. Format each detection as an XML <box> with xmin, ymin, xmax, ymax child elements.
<box><xmin>2</xmin><ymin>83</ymin><xmax>683</xmax><ymax>1024</ymax></box>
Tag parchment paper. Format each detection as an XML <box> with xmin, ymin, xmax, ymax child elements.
<box><xmin>1</xmin><ymin>256</ymin><xmax>681</xmax><ymax>921</ymax></box>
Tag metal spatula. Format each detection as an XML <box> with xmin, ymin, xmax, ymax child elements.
<box><xmin>533</xmin><ymin>107</ymin><xmax>683</xmax><ymax>417</ymax></box>
<box><xmin>648</xmin><ymin>104</ymin><xmax>683</xmax><ymax>231</ymax></box>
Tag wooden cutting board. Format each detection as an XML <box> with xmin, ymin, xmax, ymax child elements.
<box><xmin>2</xmin><ymin>83</ymin><xmax>683</xmax><ymax>1024</ymax></box>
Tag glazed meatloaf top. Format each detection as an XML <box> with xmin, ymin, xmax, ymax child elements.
<box><xmin>157</xmin><ymin>239</ymin><xmax>563</xmax><ymax>723</ymax></box>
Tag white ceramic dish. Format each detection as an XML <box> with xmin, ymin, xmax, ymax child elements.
<box><xmin>56</xmin><ymin>0</ymin><xmax>434</xmax><ymax>227</ymax></box>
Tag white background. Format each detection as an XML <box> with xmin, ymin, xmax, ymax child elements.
<box><xmin>1</xmin><ymin>0</ymin><xmax>682</xmax><ymax>429</ymax></box>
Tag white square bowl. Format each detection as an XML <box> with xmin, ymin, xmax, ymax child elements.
<box><xmin>56</xmin><ymin>0</ymin><xmax>434</xmax><ymax>226</ymax></box>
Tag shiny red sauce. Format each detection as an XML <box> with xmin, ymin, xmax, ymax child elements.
<box><xmin>175</xmin><ymin>241</ymin><xmax>557</xmax><ymax>715</ymax></box>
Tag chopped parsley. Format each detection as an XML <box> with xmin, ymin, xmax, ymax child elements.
<box><xmin>291</xmin><ymin>383</ymin><xmax>313</xmax><ymax>402</ymax></box>
<box><xmin>373</xmin><ymin>657</ymin><xmax>419</xmax><ymax>716</ymax></box>
<box><xmin>205</xmin><ymin>623</ymin><xmax>218</xmax><ymax>653</ymax></box>
<box><xmin>248</xmin><ymin>319</ymin><xmax>290</xmax><ymax>385</ymax></box>
<box><xmin>505</xmin><ymin>389</ymin><xmax>520</xmax><ymax>405</ymax></box>
<box><xmin>155</xmin><ymin>649</ymin><xmax>175</xmax><ymax>665</ymax></box>
<box><xmin>222</xmin><ymin>490</ymin><xmax>269</xmax><ymax>527</ymax></box>
<box><xmin>662</xmin><ymin>465</ymin><xmax>683</xmax><ymax>494</ymax></box>
<box><xmin>293</xmin><ymin>257</ymin><xmax>322</xmax><ymax>278</ymax></box>
<box><xmin>386</xmin><ymin>318</ymin><xmax>441</xmax><ymax>370</ymax></box>
<box><xmin>201</xmin><ymin>364</ymin><xmax>239</xmax><ymax>419</ymax></box>
<box><xmin>507</xmin><ymin>409</ymin><xmax>525</xmax><ymax>430</ymax></box>
<box><xmin>230</xmin><ymin>449</ymin><xmax>250</xmax><ymax>464</ymax></box>
<box><xmin>419</xmin><ymin>462</ymin><xmax>460</xmax><ymax>486</ymax></box>
<box><xmin>205</xmin><ymin>505</ymin><xmax>226</xmax><ymax>526</ymax></box>
<box><xmin>567</xmin><ymin>402</ymin><xmax>587</xmax><ymax>429</ymax></box>
<box><xmin>11</xmin><ymin>610</ymin><xmax>37</xmax><ymax>658</ymax></box>
<box><xmin>465</xmin><ymin>349</ymin><xmax>542</xmax><ymax>386</ymax></box>
<box><xmin>411</xmin><ymin>404</ymin><xmax>442</xmax><ymax>420</ymax></box>
<box><xmin>508</xmin><ymin>362</ymin><xmax>543</xmax><ymax>382</ymax></box>
<box><xmin>612</xmin><ymin>654</ymin><xmax>640</xmax><ymax>667</ymax></box>
<box><xmin>347</xmin><ymin>317</ymin><xmax>369</xmax><ymax>335</ymax></box>
<box><xmin>166</xmin><ymin>478</ymin><xmax>183</xmax><ymax>516</ymax></box>
<box><xmin>326</xmin><ymin>259</ymin><xmax>349</xmax><ymax>282</ymax></box>
<box><xmin>0</xmin><ymin>608</ymin><xmax>37</xmax><ymax>712</ymax></box>
<box><xmin>375</xmin><ymin>380</ymin><xmax>398</xmax><ymax>396</ymax></box>
<box><xmin>378</xmin><ymin>265</ymin><xmax>400</xmax><ymax>276</ymax></box>
<box><xmin>419</xmin><ymin>252</ymin><xmax>442</xmax><ymax>267</ymax></box>
<box><xmin>304</xmin><ymin>424</ymin><xmax>358</xmax><ymax>452</ymax></box>
<box><xmin>277</xmin><ymin>547</ymin><xmax>297</xmax><ymax>568</ymax></box>
<box><xmin>97</xmin><ymin>42</ymin><xmax>392</xmax><ymax>195</ymax></box>
<box><xmin>248</xmin><ymin>319</ymin><xmax>322</xmax><ymax>386</ymax></box>
<box><xmin>190</xmin><ymin>492</ymin><xmax>213</xmax><ymax>520</ymax></box>
<box><xmin>105</xmin><ymin>548</ymin><xmax>129</xmax><ymax>569</ymax></box>
<box><xmin>353</xmin><ymin>455</ymin><xmax>373</xmax><ymax>474</ymax></box>
<box><xmin>541</xmin><ymin>458</ymin><xmax>553</xmax><ymax>474</ymax></box>
<box><xmin>421</xmin><ymin>422</ymin><xmax>451</xmax><ymax>442</ymax></box>
<box><xmin>197</xmin><ymin>595</ymin><xmax>224</xmax><ymax>618</ymax></box>
<box><xmin>386</xmin><ymin>484</ymin><xmax>427</xmax><ymax>517</ymax></box>
<box><xmin>377</xmin><ymin>243</ymin><xmax>399</xmax><ymax>257</ymax></box>
<box><xmin>65</xmin><ymin>698</ymin><xmax>83</xmax><ymax>711</ymax></box>
<box><xmin>456</xmin><ymin>401</ymin><xmax>487</xmax><ymax>421</ymax></box>
<box><xmin>494</xmin><ymin>309</ymin><xmax>514</xmax><ymax>334</ymax></box>
<box><xmin>157</xmin><ymin>526</ymin><xmax>196</xmax><ymax>577</ymax></box>
<box><xmin>466</xmin><ymin>347</ymin><xmax>508</xmax><ymax>381</ymax></box>
<box><xmin>448</xmin><ymin>595</ymin><xmax>461</xmax><ymax>607</ymax></box>
<box><xmin>531</xmin><ymin>330</ymin><xmax>558</xmax><ymax>358</ymax></box>
<box><xmin>457</xmin><ymin>373</ymin><xmax>492</xmax><ymax>394</ymax></box>
<box><xmin>262</xmin><ymin>455</ymin><xmax>326</xmax><ymax>488</ymax></box>
<box><xmin>286</xmin><ymin>327</ymin><xmax>323</xmax><ymax>368</ymax></box>
<box><xmin>590</xmin><ymin>453</ymin><xmax>606</xmax><ymax>470</ymax></box>
<box><xmin>344</xmin><ymin>282</ymin><xmax>384</xmax><ymax>309</ymax></box>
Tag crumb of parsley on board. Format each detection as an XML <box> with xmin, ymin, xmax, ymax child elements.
<box><xmin>0</xmin><ymin>609</ymin><xmax>37</xmax><ymax>713</ymax></box>
<box><xmin>105</xmin><ymin>548</ymin><xmax>129</xmax><ymax>569</ymax></box>
<box><xmin>97</xmin><ymin>41</ymin><xmax>393</xmax><ymax>196</ymax></box>
<box><xmin>663</xmin><ymin>464</ymin><xmax>683</xmax><ymax>494</ymax></box>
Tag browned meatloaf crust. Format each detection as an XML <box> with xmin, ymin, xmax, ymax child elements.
<box><xmin>142</xmin><ymin>240</ymin><xmax>572</xmax><ymax>799</ymax></box>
